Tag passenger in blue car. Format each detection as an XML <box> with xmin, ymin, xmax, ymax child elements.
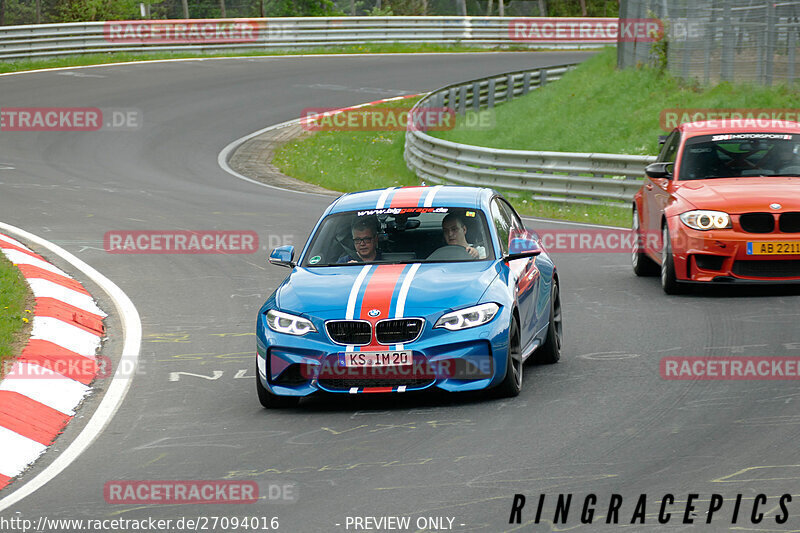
<box><xmin>337</xmin><ymin>217</ymin><xmax>383</xmax><ymax>263</ymax></box>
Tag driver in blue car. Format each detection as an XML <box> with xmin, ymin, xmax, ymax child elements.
<box><xmin>442</xmin><ymin>212</ymin><xmax>486</xmax><ymax>259</ymax></box>
<box><xmin>338</xmin><ymin>217</ymin><xmax>383</xmax><ymax>263</ymax></box>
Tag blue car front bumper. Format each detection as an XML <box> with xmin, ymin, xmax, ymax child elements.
<box><xmin>256</xmin><ymin>308</ymin><xmax>512</xmax><ymax>396</ymax></box>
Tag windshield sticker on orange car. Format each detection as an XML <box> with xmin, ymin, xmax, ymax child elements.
<box><xmin>711</xmin><ymin>133</ymin><xmax>793</xmax><ymax>141</ymax></box>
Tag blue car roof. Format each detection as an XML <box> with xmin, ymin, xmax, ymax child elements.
<box><xmin>329</xmin><ymin>186</ymin><xmax>493</xmax><ymax>214</ymax></box>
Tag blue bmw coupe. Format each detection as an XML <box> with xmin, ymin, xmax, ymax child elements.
<box><xmin>256</xmin><ymin>186</ymin><xmax>562</xmax><ymax>407</ymax></box>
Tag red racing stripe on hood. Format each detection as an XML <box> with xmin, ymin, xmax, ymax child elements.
<box><xmin>358</xmin><ymin>264</ymin><xmax>406</xmax><ymax>350</ymax></box>
<box><xmin>389</xmin><ymin>186</ymin><xmax>426</xmax><ymax>208</ymax></box>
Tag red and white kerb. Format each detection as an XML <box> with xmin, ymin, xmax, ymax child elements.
<box><xmin>0</xmin><ymin>233</ymin><xmax>105</xmax><ymax>491</ymax></box>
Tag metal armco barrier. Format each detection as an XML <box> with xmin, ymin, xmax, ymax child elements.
<box><xmin>404</xmin><ymin>64</ymin><xmax>657</xmax><ymax>206</ymax></box>
<box><xmin>0</xmin><ymin>17</ymin><xmax>613</xmax><ymax>61</ymax></box>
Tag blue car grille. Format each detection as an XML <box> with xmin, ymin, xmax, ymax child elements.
<box><xmin>325</xmin><ymin>319</ymin><xmax>423</xmax><ymax>345</ymax></box>
<box><xmin>375</xmin><ymin>319</ymin><xmax>423</xmax><ymax>344</ymax></box>
<box><xmin>325</xmin><ymin>320</ymin><xmax>371</xmax><ymax>345</ymax></box>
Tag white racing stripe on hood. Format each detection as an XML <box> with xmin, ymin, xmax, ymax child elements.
<box><xmin>375</xmin><ymin>187</ymin><xmax>396</xmax><ymax>209</ymax></box>
<box><xmin>422</xmin><ymin>185</ymin><xmax>443</xmax><ymax>207</ymax></box>
<box><xmin>394</xmin><ymin>263</ymin><xmax>421</xmax><ymax>319</ymax></box>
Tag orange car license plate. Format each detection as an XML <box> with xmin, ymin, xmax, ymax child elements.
<box><xmin>339</xmin><ymin>351</ymin><xmax>412</xmax><ymax>367</ymax></box>
<box><xmin>746</xmin><ymin>241</ymin><xmax>800</xmax><ymax>255</ymax></box>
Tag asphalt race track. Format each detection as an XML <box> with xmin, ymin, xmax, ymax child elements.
<box><xmin>1</xmin><ymin>52</ymin><xmax>799</xmax><ymax>532</ymax></box>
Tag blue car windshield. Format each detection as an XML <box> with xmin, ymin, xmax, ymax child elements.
<box><xmin>302</xmin><ymin>207</ymin><xmax>494</xmax><ymax>266</ymax></box>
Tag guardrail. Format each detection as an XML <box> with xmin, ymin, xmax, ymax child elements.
<box><xmin>0</xmin><ymin>17</ymin><xmax>611</xmax><ymax>61</ymax></box>
<box><xmin>403</xmin><ymin>64</ymin><xmax>657</xmax><ymax>206</ymax></box>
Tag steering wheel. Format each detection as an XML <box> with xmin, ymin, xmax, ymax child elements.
<box><xmin>426</xmin><ymin>245</ymin><xmax>472</xmax><ymax>261</ymax></box>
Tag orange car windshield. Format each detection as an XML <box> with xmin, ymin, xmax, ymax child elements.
<box><xmin>680</xmin><ymin>133</ymin><xmax>800</xmax><ymax>180</ymax></box>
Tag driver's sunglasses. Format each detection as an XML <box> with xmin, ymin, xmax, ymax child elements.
<box><xmin>353</xmin><ymin>237</ymin><xmax>374</xmax><ymax>244</ymax></box>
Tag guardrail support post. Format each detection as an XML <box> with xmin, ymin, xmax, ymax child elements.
<box><xmin>765</xmin><ymin>0</ymin><xmax>775</xmax><ymax>86</ymax></box>
<box><xmin>487</xmin><ymin>78</ymin><xmax>496</xmax><ymax>109</ymax></box>
<box><xmin>539</xmin><ymin>69</ymin><xmax>547</xmax><ymax>87</ymax></box>
<box><xmin>458</xmin><ymin>86</ymin><xmax>466</xmax><ymax>115</ymax></box>
<box><xmin>505</xmin><ymin>73</ymin><xmax>514</xmax><ymax>101</ymax></box>
<box><xmin>721</xmin><ymin>2</ymin><xmax>734</xmax><ymax>81</ymax></box>
<box><xmin>472</xmin><ymin>82</ymin><xmax>481</xmax><ymax>111</ymax></box>
<box><xmin>522</xmin><ymin>71</ymin><xmax>531</xmax><ymax>94</ymax></box>
<box><xmin>789</xmin><ymin>28</ymin><xmax>797</xmax><ymax>83</ymax></box>
<box><xmin>448</xmin><ymin>88</ymin><xmax>456</xmax><ymax>111</ymax></box>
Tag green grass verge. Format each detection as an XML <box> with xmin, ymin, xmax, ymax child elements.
<box><xmin>0</xmin><ymin>253</ymin><xmax>33</xmax><ymax>371</ymax></box>
<box><xmin>0</xmin><ymin>43</ymin><xmax>540</xmax><ymax>74</ymax></box>
<box><xmin>273</xmin><ymin>96</ymin><xmax>632</xmax><ymax>226</ymax></box>
<box><xmin>273</xmin><ymin>99</ymin><xmax>423</xmax><ymax>192</ymax></box>
<box><xmin>434</xmin><ymin>46</ymin><xmax>800</xmax><ymax>155</ymax></box>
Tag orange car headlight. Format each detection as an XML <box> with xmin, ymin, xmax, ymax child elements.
<box><xmin>679</xmin><ymin>210</ymin><xmax>732</xmax><ymax>231</ymax></box>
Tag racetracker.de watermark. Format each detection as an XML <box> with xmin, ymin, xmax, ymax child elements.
<box><xmin>0</xmin><ymin>108</ymin><xmax>142</xmax><ymax>132</ymax></box>
<box><xmin>660</xmin><ymin>108</ymin><xmax>800</xmax><ymax>131</ymax></box>
<box><xmin>103</xmin><ymin>20</ymin><xmax>260</xmax><ymax>43</ymax></box>
<box><xmin>509</xmin><ymin>18</ymin><xmax>663</xmax><ymax>42</ymax></box>
<box><xmin>300</xmin><ymin>357</ymin><xmax>493</xmax><ymax>380</ymax></box>
<box><xmin>2</xmin><ymin>355</ymin><xmax>112</xmax><ymax>380</ymax></box>
<box><xmin>661</xmin><ymin>357</ymin><xmax>800</xmax><ymax>380</ymax></box>
<box><xmin>537</xmin><ymin>229</ymin><xmax>659</xmax><ymax>253</ymax></box>
<box><xmin>301</xmin><ymin>106</ymin><xmax>468</xmax><ymax>132</ymax></box>
<box><xmin>103</xmin><ymin>481</ymin><xmax>285</xmax><ymax>504</ymax></box>
<box><xmin>104</xmin><ymin>231</ymin><xmax>259</xmax><ymax>254</ymax></box>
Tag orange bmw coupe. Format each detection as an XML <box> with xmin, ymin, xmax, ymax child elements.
<box><xmin>633</xmin><ymin>119</ymin><xmax>800</xmax><ymax>293</ymax></box>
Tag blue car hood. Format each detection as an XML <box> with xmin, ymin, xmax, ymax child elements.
<box><xmin>277</xmin><ymin>262</ymin><xmax>500</xmax><ymax>316</ymax></box>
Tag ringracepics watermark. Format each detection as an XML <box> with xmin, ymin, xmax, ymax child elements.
<box><xmin>508</xmin><ymin>492</ymin><xmax>793</xmax><ymax>526</ymax></box>
<box><xmin>0</xmin><ymin>108</ymin><xmax>142</xmax><ymax>132</ymax></box>
<box><xmin>103</xmin><ymin>20</ymin><xmax>260</xmax><ymax>43</ymax></box>
<box><xmin>103</xmin><ymin>231</ymin><xmax>259</xmax><ymax>254</ymax></box>
<box><xmin>661</xmin><ymin>109</ymin><xmax>800</xmax><ymax>131</ymax></box>
<box><xmin>661</xmin><ymin>357</ymin><xmax>800</xmax><ymax>380</ymax></box>
<box><xmin>509</xmin><ymin>18</ymin><xmax>663</xmax><ymax>42</ymax></box>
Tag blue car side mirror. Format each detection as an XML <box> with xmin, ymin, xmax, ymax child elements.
<box><xmin>269</xmin><ymin>245</ymin><xmax>295</xmax><ymax>268</ymax></box>
<box><xmin>506</xmin><ymin>230</ymin><xmax>542</xmax><ymax>261</ymax></box>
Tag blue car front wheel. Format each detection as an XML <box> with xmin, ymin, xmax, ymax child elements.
<box><xmin>495</xmin><ymin>317</ymin><xmax>522</xmax><ymax>398</ymax></box>
<box><xmin>534</xmin><ymin>281</ymin><xmax>562</xmax><ymax>365</ymax></box>
<box><xmin>256</xmin><ymin>362</ymin><xmax>300</xmax><ymax>409</ymax></box>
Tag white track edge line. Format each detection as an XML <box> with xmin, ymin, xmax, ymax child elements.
<box><xmin>0</xmin><ymin>222</ymin><xmax>142</xmax><ymax>512</ymax></box>
<box><xmin>0</xmin><ymin>51</ymin><xmax>588</xmax><ymax>78</ymax></box>
<box><xmin>216</xmin><ymin>118</ymin><xmax>335</xmax><ymax>197</ymax></box>
<box><xmin>217</xmin><ymin>92</ymin><xmax>422</xmax><ymax>197</ymax></box>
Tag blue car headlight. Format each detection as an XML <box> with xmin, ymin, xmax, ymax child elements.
<box><xmin>434</xmin><ymin>303</ymin><xmax>500</xmax><ymax>331</ymax></box>
<box><xmin>266</xmin><ymin>309</ymin><xmax>317</xmax><ymax>336</ymax></box>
